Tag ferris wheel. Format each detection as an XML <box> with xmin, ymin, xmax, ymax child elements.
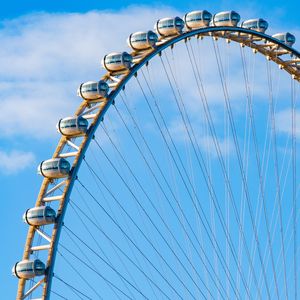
<box><xmin>13</xmin><ymin>9</ymin><xmax>300</xmax><ymax>300</ymax></box>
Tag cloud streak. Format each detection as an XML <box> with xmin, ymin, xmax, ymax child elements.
<box><xmin>276</xmin><ymin>109</ymin><xmax>300</xmax><ymax>137</ymax></box>
<box><xmin>0</xmin><ymin>6</ymin><xmax>298</xmax><ymax>141</ymax></box>
<box><xmin>0</xmin><ymin>7</ymin><xmax>179</xmax><ymax>139</ymax></box>
<box><xmin>0</xmin><ymin>149</ymin><xmax>35</xmax><ymax>174</ymax></box>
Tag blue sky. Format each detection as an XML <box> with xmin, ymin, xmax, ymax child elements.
<box><xmin>1</xmin><ymin>0</ymin><xmax>300</xmax><ymax>299</ymax></box>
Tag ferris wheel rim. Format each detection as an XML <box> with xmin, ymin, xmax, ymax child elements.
<box><xmin>16</xmin><ymin>24</ymin><xmax>300</xmax><ymax>300</ymax></box>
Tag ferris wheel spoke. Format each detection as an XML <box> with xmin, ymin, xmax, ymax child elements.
<box><xmin>111</xmin><ymin>92</ymin><xmax>229</xmax><ymax>299</ymax></box>
<box><xmin>212</xmin><ymin>37</ymin><xmax>274</xmax><ymax>299</ymax></box>
<box><xmin>60</xmin><ymin>225</ymin><xmax>131</xmax><ymax>300</ymax></box>
<box><xmin>57</xmin><ymin>239</ymin><xmax>134</xmax><ymax>300</ymax></box>
<box><xmin>72</xmin><ymin>184</ymin><xmax>158</xmax><ymax>299</ymax></box>
<box><xmin>184</xmin><ymin>38</ymin><xmax>259</xmax><ymax>299</ymax></box>
<box><xmin>66</xmin><ymin>203</ymin><xmax>139</xmax><ymax>299</ymax></box>
<box><xmin>77</xmin><ymin>174</ymin><xmax>190</xmax><ymax>299</ymax></box>
<box><xmin>78</xmin><ymin>150</ymin><xmax>181</xmax><ymax>299</ymax></box>
<box><xmin>61</xmin><ymin>226</ymin><xmax>149</xmax><ymax>299</ymax></box>
<box><xmin>165</xmin><ymin>47</ymin><xmax>223</xmax><ymax>297</ymax></box>
<box><xmin>56</xmin><ymin>249</ymin><xmax>105</xmax><ymax>300</ymax></box>
<box><xmin>239</xmin><ymin>45</ymin><xmax>281</xmax><ymax>299</ymax></box>
<box><xmin>90</xmin><ymin>131</ymin><xmax>211</xmax><ymax>299</ymax></box>
<box><xmin>160</xmin><ymin>47</ymin><xmax>248</xmax><ymax>298</ymax></box>
<box><xmin>118</xmin><ymin>89</ymin><xmax>201</xmax><ymax>271</ymax></box>
<box><xmin>138</xmin><ymin>66</ymin><xmax>242</xmax><ymax>298</ymax></box>
<box><xmin>114</xmin><ymin>88</ymin><xmax>229</xmax><ymax>299</ymax></box>
<box><xmin>69</xmin><ymin>198</ymin><xmax>174</xmax><ymax>300</ymax></box>
<box><xmin>54</xmin><ymin>274</ymin><xmax>94</xmax><ymax>300</ymax></box>
<box><xmin>266</xmin><ymin>58</ymin><xmax>289</xmax><ymax>300</ymax></box>
<box><xmin>291</xmin><ymin>76</ymin><xmax>297</xmax><ymax>300</ymax></box>
<box><xmin>108</xmin><ymin>102</ymin><xmax>204</xmax><ymax>269</ymax></box>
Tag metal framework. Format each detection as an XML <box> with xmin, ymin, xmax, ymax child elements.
<box><xmin>16</xmin><ymin>25</ymin><xmax>300</xmax><ymax>300</ymax></box>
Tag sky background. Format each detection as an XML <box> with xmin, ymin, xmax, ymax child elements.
<box><xmin>1</xmin><ymin>0</ymin><xmax>300</xmax><ymax>299</ymax></box>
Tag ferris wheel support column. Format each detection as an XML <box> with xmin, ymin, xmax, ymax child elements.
<box><xmin>41</xmin><ymin>99</ymin><xmax>113</xmax><ymax>299</ymax></box>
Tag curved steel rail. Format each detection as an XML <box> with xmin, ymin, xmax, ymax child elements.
<box><xmin>16</xmin><ymin>25</ymin><xmax>300</xmax><ymax>299</ymax></box>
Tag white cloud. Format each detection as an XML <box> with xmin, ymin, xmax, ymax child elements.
<box><xmin>168</xmin><ymin>119</ymin><xmax>234</xmax><ymax>157</ymax></box>
<box><xmin>0</xmin><ymin>149</ymin><xmax>35</xmax><ymax>174</ymax></box>
<box><xmin>276</xmin><ymin>109</ymin><xmax>300</xmax><ymax>137</ymax></box>
<box><xmin>199</xmin><ymin>135</ymin><xmax>234</xmax><ymax>158</ymax></box>
<box><xmin>0</xmin><ymin>6</ymin><xmax>299</xmax><ymax>141</ymax></box>
<box><xmin>0</xmin><ymin>7</ymin><xmax>180</xmax><ymax>139</ymax></box>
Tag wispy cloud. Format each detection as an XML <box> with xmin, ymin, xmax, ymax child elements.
<box><xmin>276</xmin><ymin>109</ymin><xmax>300</xmax><ymax>137</ymax></box>
<box><xmin>0</xmin><ymin>149</ymin><xmax>35</xmax><ymax>174</ymax></box>
<box><xmin>168</xmin><ymin>119</ymin><xmax>234</xmax><ymax>157</ymax></box>
<box><xmin>199</xmin><ymin>135</ymin><xmax>234</xmax><ymax>158</ymax></box>
<box><xmin>0</xmin><ymin>7</ymin><xmax>179</xmax><ymax>139</ymax></box>
<box><xmin>0</xmin><ymin>6</ymin><xmax>298</xmax><ymax>141</ymax></box>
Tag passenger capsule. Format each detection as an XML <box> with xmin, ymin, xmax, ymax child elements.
<box><xmin>38</xmin><ymin>158</ymin><xmax>70</xmax><ymax>179</ymax></box>
<box><xmin>12</xmin><ymin>259</ymin><xmax>45</xmax><ymax>279</ymax></box>
<box><xmin>184</xmin><ymin>10</ymin><xmax>212</xmax><ymax>29</ymax></box>
<box><xmin>127</xmin><ymin>31</ymin><xmax>158</xmax><ymax>50</ymax></box>
<box><xmin>213</xmin><ymin>11</ymin><xmax>240</xmax><ymax>27</ymax></box>
<box><xmin>77</xmin><ymin>80</ymin><xmax>109</xmax><ymax>100</ymax></box>
<box><xmin>23</xmin><ymin>206</ymin><xmax>56</xmax><ymax>226</ymax></box>
<box><xmin>57</xmin><ymin>116</ymin><xmax>88</xmax><ymax>137</ymax></box>
<box><xmin>155</xmin><ymin>17</ymin><xmax>184</xmax><ymax>37</ymax></box>
<box><xmin>102</xmin><ymin>52</ymin><xmax>132</xmax><ymax>72</ymax></box>
<box><xmin>272</xmin><ymin>32</ymin><xmax>296</xmax><ymax>47</ymax></box>
<box><xmin>241</xmin><ymin>18</ymin><xmax>268</xmax><ymax>33</ymax></box>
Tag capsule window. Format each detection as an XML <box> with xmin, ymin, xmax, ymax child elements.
<box><xmin>82</xmin><ymin>83</ymin><xmax>97</xmax><ymax>92</ymax></box>
<box><xmin>148</xmin><ymin>32</ymin><xmax>158</xmax><ymax>42</ymax></box>
<box><xmin>175</xmin><ymin>19</ymin><xmax>183</xmax><ymax>26</ymax></box>
<box><xmin>186</xmin><ymin>11</ymin><xmax>211</xmax><ymax>25</ymax></box>
<box><xmin>159</xmin><ymin>19</ymin><xmax>173</xmax><ymax>29</ymax></box>
<box><xmin>203</xmin><ymin>12</ymin><xmax>212</xmax><ymax>20</ymax></box>
<box><xmin>260</xmin><ymin>20</ymin><xmax>268</xmax><ymax>28</ymax></box>
<box><xmin>148</xmin><ymin>33</ymin><xmax>156</xmax><ymax>41</ymax></box>
<box><xmin>216</xmin><ymin>14</ymin><xmax>229</xmax><ymax>22</ymax></box>
<box><xmin>35</xmin><ymin>261</ymin><xmax>45</xmax><ymax>270</ymax></box>
<box><xmin>287</xmin><ymin>34</ymin><xmax>295</xmax><ymax>42</ymax></box>
<box><xmin>232</xmin><ymin>13</ymin><xmax>239</xmax><ymax>21</ymax></box>
<box><xmin>107</xmin><ymin>55</ymin><xmax>122</xmax><ymax>64</ymax></box>
<box><xmin>134</xmin><ymin>33</ymin><xmax>146</xmax><ymax>42</ymax></box>
<box><xmin>45</xmin><ymin>208</ymin><xmax>56</xmax><ymax>218</ymax></box>
<box><xmin>98</xmin><ymin>82</ymin><xmax>107</xmax><ymax>92</ymax></box>
<box><xmin>43</xmin><ymin>161</ymin><xmax>58</xmax><ymax>170</ymax></box>
<box><xmin>107</xmin><ymin>59</ymin><xmax>121</xmax><ymax>64</ymax></box>
<box><xmin>78</xmin><ymin>118</ymin><xmax>88</xmax><ymax>126</ymax></box>
<box><xmin>251</xmin><ymin>22</ymin><xmax>258</xmax><ymax>28</ymax></box>
<box><xmin>187</xmin><ymin>12</ymin><xmax>206</xmax><ymax>22</ymax></box>
<box><xmin>62</xmin><ymin>120</ymin><xmax>77</xmax><ymax>129</ymax></box>
<box><xmin>65</xmin><ymin>124</ymin><xmax>76</xmax><ymax>128</ymax></box>
<box><xmin>60</xmin><ymin>161</ymin><xmax>70</xmax><ymax>169</ymax></box>
<box><xmin>123</xmin><ymin>54</ymin><xmax>132</xmax><ymax>63</ymax></box>
<box><xmin>29</xmin><ymin>210</ymin><xmax>44</xmax><ymax>219</ymax></box>
<box><xmin>187</xmin><ymin>15</ymin><xmax>197</xmax><ymax>22</ymax></box>
<box><xmin>19</xmin><ymin>266</ymin><xmax>33</xmax><ymax>272</ymax></box>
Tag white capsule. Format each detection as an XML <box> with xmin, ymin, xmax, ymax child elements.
<box><xmin>184</xmin><ymin>10</ymin><xmax>212</xmax><ymax>30</ymax></box>
<box><xmin>127</xmin><ymin>31</ymin><xmax>158</xmax><ymax>50</ymax></box>
<box><xmin>38</xmin><ymin>158</ymin><xmax>70</xmax><ymax>179</ymax></box>
<box><xmin>155</xmin><ymin>17</ymin><xmax>184</xmax><ymax>37</ymax></box>
<box><xmin>272</xmin><ymin>32</ymin><xmax>296</xmax><ymax>47</ymax></box>
<box><xmin>57</xmin><ymin>116</ymin><xmax>88</xmax><ymax>137</ymax></box>
<box><xmin>23</xmin><ymin>206</ymin><xmax>56</xmax><ymax>226</ymax></box>
<box><xmin>241</xmin><ymin>18</ymin><xmax>268</xmax><ymax>33</ymax></box>
<box><xmin>213</xmin><ymin>11</ymin><xmax>240</xmax><ymax>27</ymax></box>
<box><xmin>12</xmin><ymin>259</ymin><xmax>45</xmax><ymax>279</ymax></box>
<box><xmin>77</xmin><ymin>80</ymin><xmax>109</xmax><ymax>100</ymax></box>
<box><xmin>101</xmin><ymin>52</ymin><xmax>132</xmax><ymax>72</ymax></box>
